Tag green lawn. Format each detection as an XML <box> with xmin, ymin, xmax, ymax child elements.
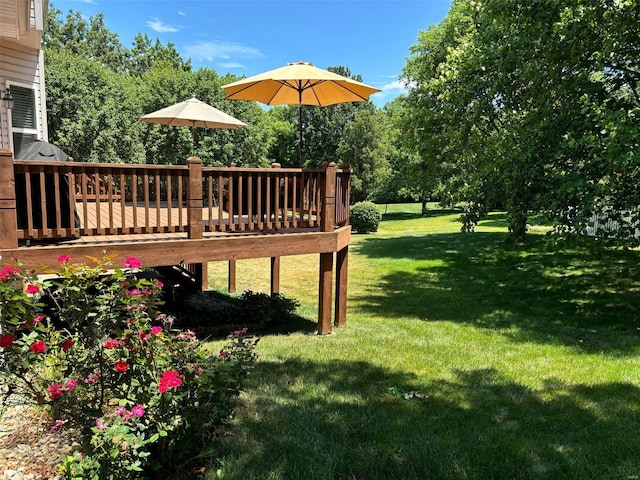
<box><xmin>204</xmin><ymin>204</ymin><xmax>640</xmax><ymax>480</ymax></box>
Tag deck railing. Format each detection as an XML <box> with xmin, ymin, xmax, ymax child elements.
<box><xmin>0</xmin><ymin>150</ymin><xmax>350</xmax><ymax>247</ymax></box>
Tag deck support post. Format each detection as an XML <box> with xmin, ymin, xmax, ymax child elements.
<box><xmin>0</xmin><ymin>150</ymin><xmax>18</xmax><ymax>250</ymax></box>
<box><xmin>193</xmin><ymin>262</ymin><xmax>208</xmax><ymax>291</ymax></box>
<box><xmin>186</xmin><ymin>157</ymin><xmax>204</xmax><ymax>289</ymax></box>
<box><xmin>271</xmin><ymin>256</ymin><xmax>280</xmax><ymax>295</ymax></box>
<box><xmin>228</xmin><ymin>260</ymin><xmax>236</xmax><ymax>293</ymax></box>
<box><xmin>318</xmin><ymin>252</ymin><xmax>333</xmax><ymax>334</ymax></box>
<box><xmin>335</xmin><ymin>246</ymin><xmax>348</xmax><ymax>327</ymax></box>
<box><xmin>317</xmin><ymin>162</ymin><xmax>337</xmax><ymax>334</ymax></box>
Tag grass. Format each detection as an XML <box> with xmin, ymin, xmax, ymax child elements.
<box><xmin>202</xmin><ymin>203</ymin><xmax>640</xmax><ymax>480</ymax></box>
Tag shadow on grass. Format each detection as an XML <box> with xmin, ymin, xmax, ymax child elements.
<box><xmin>168</xmin><ymin>290</ymin><xmax>317</xmax><ymax>341</ymax></box>
<box><xmin>381</xmin><ymin>208</ymin><xmax>462</xmax><ymax>222</ymax></box>
<box><xmin>477</xmin><ymin>212</ymin><xmax>509</xmax><ymax>227</ymax></box>
<box><xmin>215</xmin><ymin>358</ymin><xmax>640</xmax><ymax>479</ymax></box>
<box><xmin>351</xmin><ymin>232</ymin><xmax>640</xmax><ymax>354</ymax></box>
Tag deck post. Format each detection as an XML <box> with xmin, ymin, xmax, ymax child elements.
<box><xmin>186</xmin><ymin>156</ymin><xmax>204</xmax><ymax>289</ymax></box>
<box><xmin>335</xmin><ymin>245</ymin><xmax>348</xmax><ymax>327</ymax></box>
<box><xmin>0</xmin><ymin>150</ymin><xmax>18</xmax><ymax>250</ymax></box>
<box><xmin>271</xmin><ymin>256</ymin><xmax>280</xmax><ymax>295</ymax></box>
<box><xmin>193</xmin><ymin>263</ymin><xmax>209</xmax><ymax>291</ymax></box>
<box><xmin>187</xmin><ymin>157</ymin><xmax>203</xmax><ymax>240</ymax></box>
<box><xmin>321</xmin><ymin>162</ymin><xmax>336</xmax><ymax>233</ymax></box>
<box><xmin>228</xmin><ymin>260</ymin><xmax>236</xmax><ymax>293</ymax></box>
<box><xmin>318</xmin><ymin>162</ymin><xmax>337</xmax><ymax>334</ymax></box>
<box><xmin>318</xmin><ymin>252</ymin><xmax>333</xmax><ymax>334</ymax></box>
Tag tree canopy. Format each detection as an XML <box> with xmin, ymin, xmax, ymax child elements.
<box><xmin>400</xmin><ymin>0</ymin><xmax>640</xmax><ymax>244</ymax></box>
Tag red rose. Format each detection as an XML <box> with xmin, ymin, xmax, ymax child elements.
<box><xmin>29</xmin><ymin>340</ymin><xmax>46</xmax><ymax>353</ymax></box>
<box><xmin>103</xmin><ymin>338</ymin><xmax>121</xmax><ymax>349</ymax></box>
<box><xmin>60</xmin><ymin>339</ymin><xmax>74</xmax><ymax>351</ymax></box>
<box><xmin>0</xmin><ymin>334</ymin><xmax>15</xmax><ymax>348</ymax></box>
<box><xmin>57</xmin><ymin>255</ymin><xmax>71</xmax><ymax>263</ymax></box>
<box><xmin>114</xmin><ymin>361</ymin><xmax>130</xmax><ymax>373</ymax></box>
<box><xmin>25</xmin><ymin>284</ymin><xmax>40</xmax><ymax>294</ymax></box>
<box><xmin>158</xmin><ymin>369</ymin><xmax>182</xmax><ymax>393</ymax></box>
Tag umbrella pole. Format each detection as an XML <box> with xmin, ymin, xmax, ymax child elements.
<box><xmin>298</xmin><ymin>104</ymin><xmax>303</xmax><ymax>168</ymax></box>
<box><xmin>191</xmin><ymin>123</ymin><xmax>195</xmax><ymax>157</ymax></box>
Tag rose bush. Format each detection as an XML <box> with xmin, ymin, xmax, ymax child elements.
<box><xmin>0</xmin><ymin>254</ymin><xmax>258</xmax><ymax>479</ymax></box>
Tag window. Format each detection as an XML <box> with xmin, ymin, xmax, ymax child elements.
<box><xmin>10</xmin><ymin>85</ymin><xmax>38</xmax><ymax>153</ymax></box>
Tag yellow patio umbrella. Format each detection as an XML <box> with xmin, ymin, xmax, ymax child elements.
<box><xmin>222</xmin><ymin>62</ymin><xmax>381</xmax><ymax>166</ymax></box>
<box><xmin>140</xmin><ymin>96</ymin><xmax>246</xmax><ymax>157</ymax></box>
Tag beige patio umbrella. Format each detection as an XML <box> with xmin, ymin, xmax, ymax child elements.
<box><xmin>222</xmin><ymin>61</ymin><xmax>381</xmax><ymax>166</ymax></box>
<box><xmin>140</xmin><ymin>96</ymin><xmax>246</xmax><ymax>157</ymax></box>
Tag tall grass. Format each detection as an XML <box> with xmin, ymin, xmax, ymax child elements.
<box><xmin>204</xmin><ymin>204</ymin><xmax>640</xmax><ymax>480</ymax></box>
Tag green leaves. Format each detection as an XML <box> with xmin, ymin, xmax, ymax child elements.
<box><xmin>400</xmin><ymin>0</ymin><xmax>640</xmax><ymax>245</ymax></box>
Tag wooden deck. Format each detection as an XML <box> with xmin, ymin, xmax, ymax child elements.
<box><xmin>0</xmin><ymin>150</ymin><xmax>351</xmax><ymax>333</ymax></box>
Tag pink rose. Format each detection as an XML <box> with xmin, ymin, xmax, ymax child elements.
<box><xmin>0</xmin><ymin>266</ymin><xmax>20</xmax><ymax>281</ymax></box>
<box><xmin>48</xmin><ymin>383</ymin><xmax>63</xmax><ymax>400</ymax></box>
<box><xmin>57</xmin><ymin>254</ymin><xmax>71</xmax><ymax>263</ymax></box>
<box><xmin>25</xmin><ymin>284</ymin><xmax>40</xmax><ymax>294</ymax></box>
<box><xmin>150</xmin><ymin>326</ymin><xmax>163</xmax><ymax>335</ymax></box>
<box><xmin>131</xmin><ymin>404</ymin><xmax>145</xmax><ymax>418</ymax></box>
<box><xmin>63</xmin><ymin>379</ymin><xmax>78</xmax><ymax>390</ymax></box>
<box><xmin>123</xmin><ymin>257</ymin><xmax>142</xmax><ymax>269</ymax></box>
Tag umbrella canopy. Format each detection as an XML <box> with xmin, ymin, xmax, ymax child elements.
<box><xmin>222</xmin><ymin>62</ymin><xmax>381</xmax><ymax>166</ymax></box>
<box><xmin>16</xmin><ymin>139</ymin><xmax>71</xmax><ymax>161</ymax></box>
<box><xmin>140</xmin><ymin>96</ymin><xmax>246</xmax><ymax>156</ymax></box>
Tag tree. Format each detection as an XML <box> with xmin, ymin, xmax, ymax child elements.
<box><xmin>45</xmin><ymin>8</ymin><xmax>128</xmax><ymax>72</ymax></box>
<box><xmin>401</xmin><ymin>0</ymin><xmax>640</xmax><ymax>244</ymax></box>
<box><xmin>337</xmin><ymin>108</ymin><xmax>390</xmax><ymax>202</ymax></box>
<box><xmin>299</xmin><ymin>66</ymin><xmax>376</xmax><ymax>168</ymax></box>
<box><xmin>45</xmin><ymin>49</ymin><xmax>146</xmax><ymax>163</ymax></box>
<box><xmin>129</xmin><ymin>33</ymin><xmax>191</xmax><ymax>75</ymax></box>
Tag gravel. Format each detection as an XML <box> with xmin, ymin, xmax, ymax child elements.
<box><xmin>0</xmin><ymin>396</ymin><xmax>78</xmax><ymax>479</ymax></box>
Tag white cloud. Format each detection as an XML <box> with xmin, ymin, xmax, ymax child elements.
<box><xmin>219</xmin><ymin>62</ymin><xmax>246</xmax><ymax>70</ymax></box>
<box><xmin>368</xmin><ymin>77</ymin><xmax>415</xmax><ymax>106</ymax></box>
<box><xmin>183</xmin><ymin>41</ymin><xmax>263</xmax><ymax>64</ymax></box>
<box><xmin>371</xmin><ymin>78</ymin><xmax>409</xmax><ymax>101</ymax></box>
<box><xmin>177</xmin><ymin>10</ymin><xmax>187</xmax><ymax>16</ymax></box>
<box><xmin>146</xmin><ymin>18</ymin><xmax>179</xmax><ymax>33</ymax></box>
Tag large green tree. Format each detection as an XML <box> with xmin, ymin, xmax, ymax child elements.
<box><xmin>337</xmin><ymin>108</ymin><xmax>391</xmax><ymax>202</ymax></box>
<box><xmin>401</xmin><ymin>0</ymin><xmax>640</xmax><ymax>244</ymax></box>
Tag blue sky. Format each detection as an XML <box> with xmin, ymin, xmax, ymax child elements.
<box><xmin>52</xmin><ymin>0</ymin><xmax>452</xmax><ymax>107</ymax></box>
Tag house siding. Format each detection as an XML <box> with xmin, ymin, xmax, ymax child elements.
<box><xmin>0</xmin><ymin>40</ymin><xmax>46</xmax><ymax>150</ymax></box>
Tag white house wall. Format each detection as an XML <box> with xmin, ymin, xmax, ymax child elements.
<box><xmin>0</xmin><ymin>39</ymin><xmax>47</xmax><ymax>151</ymax></box>
<box><xmin>0</xmin><ymin>0</ymin><xmax>47</xmax><ymax>152</ymax></box>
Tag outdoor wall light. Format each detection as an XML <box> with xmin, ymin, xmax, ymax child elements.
<box><xmin>2</xmin><ymin>88</ymin><xmax>14</xmax><ymax>109</ymax></box>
